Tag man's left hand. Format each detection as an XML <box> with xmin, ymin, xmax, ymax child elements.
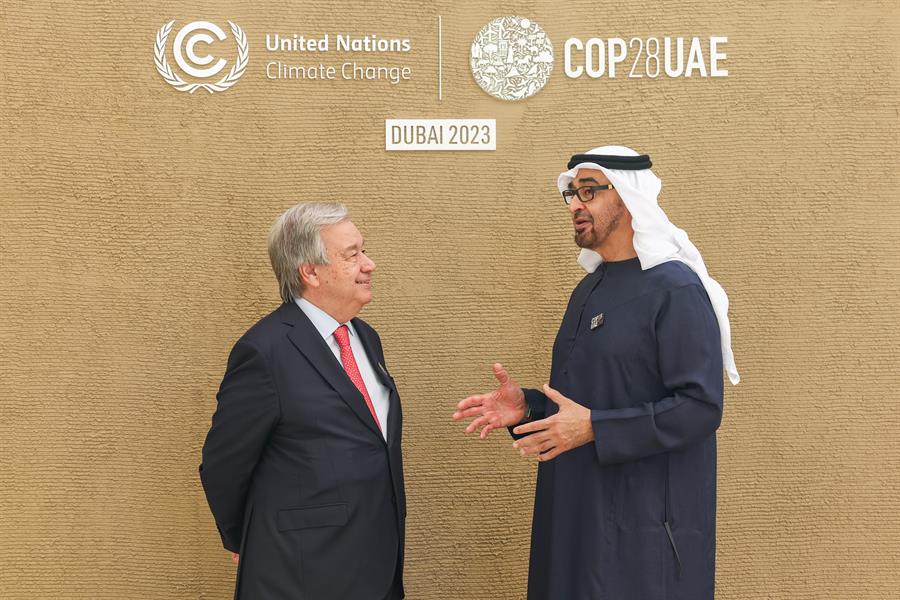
<box><xmin>511</xmin><ymin>385</ymin><xmax>593</xmax><ymax>461</ymax></box>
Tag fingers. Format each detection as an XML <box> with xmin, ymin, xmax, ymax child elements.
<box><xmin>465</xmin><ymin>415</ymin><xmax>490</xmax><ymax>434</ymax></box>
<box><xmin>543</xmin><ymin>384</ymin><xmax>569</xmax><ymax>405</ymax></box>
<box><xmin>456</xmin><ymin>393</ymin><xmax>486</xmax><ymax>412</ymax></box>
<box><xmin>453</xmin><ymin>405</ymin><xmax>488</xmax><ymax>420</ymax></box>
<box><xmin>480</xmin><ymin>420</ymin><xmax>500</xmax><ymax>439</ymax></box>
<box><xmin>512</xmin><ymin>416</ymin><xmax>551</xmax><ymax>436</ymax></box>
<box><xmin>454</xmin><ymin>393</ymin><xmax>491</xmax><ymax>419</ymax></box>
<box><xmin>513</xmin><ymin>432</ymin><xmax>552</xmax><ymax>456</ymax></box>
<box><xmin>492</xmin><ymin>363</ymin><xmax>511</xmax><ymax>385</ymax></box>
<box><xmin>537</xmin><ymin>446</ymin><xmax>562</xmax><ymax>461</ymax></box>
<box><xmin>465</xmin><ymin>414</ymin><xmax>501</xmax><ymax>435</ymax></box>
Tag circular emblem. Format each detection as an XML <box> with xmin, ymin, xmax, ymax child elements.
<box><xmin>470</xmin><ymin>16</ymin><xmax>554</xmax><ymax>101</ymax></box>
<box><xmin>154</xmin><ymin>20</ymin><xmax>248</xmax><ymax>94</ymax></box>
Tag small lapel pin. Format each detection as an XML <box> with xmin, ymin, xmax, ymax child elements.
<box><xmin>590</xmin><ymin>313</ymin><xmax>605</xmax><ymax>330</ymax></box>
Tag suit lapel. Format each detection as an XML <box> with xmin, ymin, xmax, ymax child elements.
<box><xmin>353</xmin><ymin>318</ymin><xmax>400</xmax><ymax>446</ymax></box>
<box><xmin>281</xmin><ymin>303</ymin><xmax>383</xmax><ymax>441</ymax></box>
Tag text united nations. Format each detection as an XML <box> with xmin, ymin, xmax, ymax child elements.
<box><xmin>266</xmin><ymin>33</ymin><xmax>412</xmax><ymax>84</ymax></box>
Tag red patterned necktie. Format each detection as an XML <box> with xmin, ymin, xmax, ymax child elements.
<box><xmin>333</xmin><ymin>324</ymin><xmax>382</xmax><ymax>432</ymax></box>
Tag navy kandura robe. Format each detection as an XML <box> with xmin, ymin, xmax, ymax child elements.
<box><xmin>518</xmin><ymin>256</ymin><xmax>724</xmax><ymax>600</ymax></box>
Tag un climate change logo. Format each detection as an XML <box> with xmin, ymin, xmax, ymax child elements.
<box><xmin>470</xmin><ymin>16</ymin><xmax>553</xmax><ymax>101</ymax></box>
<box><xmin>154</xmin><ymin>20</ymin><xmax>248</xmax><ymax>93</ymax></box>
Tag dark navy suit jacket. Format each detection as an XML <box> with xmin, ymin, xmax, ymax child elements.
<box><xmin>200</xmin><ymin>301</ymin><xmax>405</xmax><ymax>600</ymax></box>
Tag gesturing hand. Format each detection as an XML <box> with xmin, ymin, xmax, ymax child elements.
<box><xmin>511</xmin><ymin>385</ymin><xmax>593</xmax><ymax>461</ymax></box>
<box><xmin>453</xmin><ymin>363</ymin><xmax>526</xmax><ymax>439</ymax></box>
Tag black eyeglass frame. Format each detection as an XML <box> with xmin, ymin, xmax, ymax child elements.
<box><xmin>561</xmin><ymin>183</ymin><xmax>615</xmax><ymax>205</ymax></box>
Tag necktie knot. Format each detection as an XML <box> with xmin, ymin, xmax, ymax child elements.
<box><xmin>333</xmin><ymin>324</ymin><xmax>350</xmax><ymax>348</ymax></box>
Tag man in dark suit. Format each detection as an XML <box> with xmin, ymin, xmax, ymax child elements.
<box><xmin>200</xmin><ymin>202</ymin><xmax>405</xmax><ymax>600</ymax></box>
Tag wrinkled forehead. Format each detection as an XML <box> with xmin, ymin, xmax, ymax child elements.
<box><xmin>321</xmin><ymin>219</ymin><xmax>363</xmax><ymax>251</ymax></box>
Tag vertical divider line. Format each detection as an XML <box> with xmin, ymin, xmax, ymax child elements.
<box><xmin>438</xmin><ymin>15</ymin><xmax>443</xmax><ymax>101</ymax></box>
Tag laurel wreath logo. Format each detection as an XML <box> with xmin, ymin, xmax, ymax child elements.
<box><xmin>154</xmin><ymin>20</ymin><xmax>248</xmax><ymax>93</ymax></box>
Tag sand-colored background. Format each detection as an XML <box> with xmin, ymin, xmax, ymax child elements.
<box><xmin>1</xmin><ymin>1</ymin><xmax>898</xmax><ymax>598</ymax></box>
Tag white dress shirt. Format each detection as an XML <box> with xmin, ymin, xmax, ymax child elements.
<box><xmin>294</xmin><ymin>297</ymin><xmax>390</xmax><ymax>441</ymax></box>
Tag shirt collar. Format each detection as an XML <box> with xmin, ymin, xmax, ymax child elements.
<box><xmin>294</xmin><ymin>297</ymin><xmax>357</xmax><ymax>340</ymax></box>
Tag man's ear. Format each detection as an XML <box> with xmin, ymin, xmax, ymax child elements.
<box><xmin>298</xmin><ymin>263</ymin><xmax>319</xmax><ymax>289</ymax></box>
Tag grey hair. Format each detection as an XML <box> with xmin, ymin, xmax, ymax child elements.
<box><xmin>267</xmin><ymin>202</ymin><xmax>349</xmax><ymax>303</ymax></box>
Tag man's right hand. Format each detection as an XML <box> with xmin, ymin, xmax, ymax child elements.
<box><xmin>453</xmin><ymin>363</ymin><xmax>526</xmax><ymax>439</ymax></box>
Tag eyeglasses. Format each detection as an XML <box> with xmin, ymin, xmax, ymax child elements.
<box><xmin>561</xmin><ymin>183</ymin><xmax>615</xmax><ymax>205</ymax></box>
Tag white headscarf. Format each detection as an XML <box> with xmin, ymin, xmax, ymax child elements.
<box><xmin>558</xmin><ymin>145</ymin><xmax>740</xmax><ymax>385</ymax></box>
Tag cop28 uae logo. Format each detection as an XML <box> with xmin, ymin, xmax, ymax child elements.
<box><xmin>154</xmin><ymin>20</ymin><xmax>248</xmax><ymax>93</ymax></box>
<box><xmin>470</xmin><ymin>16</ymin><xmax>553</xmax><ymax>101</ymax></box>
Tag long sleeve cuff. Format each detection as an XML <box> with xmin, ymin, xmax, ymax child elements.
<box><xmin>508</xmin><ymin>388</ymin><xmax>549</xmax><ymax>440</ymax></box>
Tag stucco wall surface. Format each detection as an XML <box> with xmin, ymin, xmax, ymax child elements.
<box><xmin>1</xmin><ymin>1</ymin><xmax>898</xmax><ymax>598</ymax></box>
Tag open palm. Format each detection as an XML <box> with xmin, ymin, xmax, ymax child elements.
<box><xmin>453</xmin><ymin>363</ymin><xmax>526</xmax><ymax>439</ymax></box>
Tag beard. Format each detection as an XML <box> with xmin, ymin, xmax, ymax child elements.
<box><xmin>573</xmin><ymin>198</ymin><xmax>625</xmax><ymax>249</ymax></box>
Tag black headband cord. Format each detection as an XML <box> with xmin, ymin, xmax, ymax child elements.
<box><xmin>566</xmin><ymin>154</ymin><xmax>652</xmax><ymax>170</ymax></box>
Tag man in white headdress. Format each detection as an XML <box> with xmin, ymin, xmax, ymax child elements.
<box><xmin>453</xmin><ymin>146</ymin><xmax>739</xmax><ymax>599</ymax></box>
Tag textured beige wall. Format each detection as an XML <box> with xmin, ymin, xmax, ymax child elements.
<box><xmin>1</xmin><ymin>1</ymin><xmax>898</xmax><ymax>598</ymax></box>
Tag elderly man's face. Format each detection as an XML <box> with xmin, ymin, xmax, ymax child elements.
<box><xmin>567</xmin><ymin>168</ymin><xmax>627</xmax><ymax>250</ymax></box>
<box><xmin>316</xmin><ymin>220</ymin><xmax>376</xmax><ymax>315</ymax></box>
